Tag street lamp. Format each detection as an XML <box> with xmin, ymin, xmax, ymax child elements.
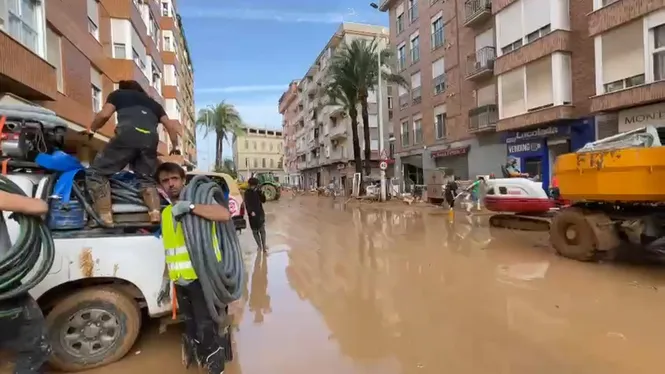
<box><xmin>370</xmin><ymin>2</ymin><xmax>387</xmax><ymax>201</ymax></box>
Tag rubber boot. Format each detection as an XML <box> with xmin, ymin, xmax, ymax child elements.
<box><xmin>90</xmin><ymin>179</ymin><xmax>114</xmax><ymax>226</ymax></box>
<box><xmin>141</xmin><ymin>187</ymin><xmax>162</xmax><ymax>223</ymax></box>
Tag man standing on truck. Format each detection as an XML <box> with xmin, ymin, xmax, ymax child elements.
<box><xmin>84</xmin><ymin>80</ymin><xmax>181</xmax><ymax>226</ymax></box>
<box><xmin>156</xmin><ymin>162</ymin><xmax>232</xmax><ymax>374</ymax></box>
<box><xmin>0</xmin><ymin>191</ymin><xmax>51</xmax><ymax>373</ymax></box>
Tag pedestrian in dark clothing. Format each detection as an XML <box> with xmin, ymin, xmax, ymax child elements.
<box><xmin>0</xmin><ymin>190</ymin><xmax>51</xmax><ymax>373</ymax></box>
<box><xmin>444</xmin><ymin>178</ymin><xmax>459</xmax><ymax>210</ymax></box>
<box><xmin>244</xmin><ymin>178</ymin><xmax>267</xmax><ymax>251</ymax></box>
<box><xmin>84</xmin><ymin>80</ymin><xmax>181</xmax><ymax>226</ymax></box>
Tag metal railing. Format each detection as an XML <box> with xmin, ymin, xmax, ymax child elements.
<box><xmin>411</xmin><ymin>87</ymin><xmax>422</xmax><ymax>105</ymax></box>
<box><xmin>464</xmin><ymin>0</ymin><xmax>492</xmax><ymax>24</ymax></box>
<box><xmin>466</xmin><ymin>46</ymin><xmax>496</xmax><ymax>77</ymax></box>
<box><xmin>399</xmin><ymin>93</ymin><xmax>409</xmax><ymax>108</ymax></box>
<box><xmin>433</xmin><ymin>74</ymin><xmax>446</xmax><ymax>95</ymax></box>
<box><xmin>468</xmin><ymin>104</ymin><xmax>498</xmax><ymax>131</ymax></box>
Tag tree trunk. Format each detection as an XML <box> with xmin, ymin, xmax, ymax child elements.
<box><xmin>215</xmin><ymin>130</ymin><xmax>224</xmax><ymax>170</ymax></box>
<box><xmin>359</xmin><ymin>94</ymin><xmax>371</xmax><ymax>177</ymax></box>
<box><xmin>349</xmin><ymin>106</ymin><xmax>363</xmax><ymax>187</ymax></box>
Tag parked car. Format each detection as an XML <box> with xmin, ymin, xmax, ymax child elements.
<box><xmin>186</xmin><ymin>170</ymin><xmax>247</xmax><ymax>232</ymax></box>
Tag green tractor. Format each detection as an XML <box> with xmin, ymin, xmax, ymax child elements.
<box><xmin>238</xmin><ymin>172</ymin><xmax>281</xmax><ymax>201</ymax></box>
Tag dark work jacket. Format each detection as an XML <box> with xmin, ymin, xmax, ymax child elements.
<box><xmin>244</xmin><ymin>188</ymin><xmax>266</xmax><ymax>229</ymax></box>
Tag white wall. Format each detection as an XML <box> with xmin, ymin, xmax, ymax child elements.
<box><xmin>110</xmin><ymin>19</ymin><xmax>131</xmax><ymax>56</ymax></box>
<box><xmin>495</xmin><ymin>0</ymin><xmax>570</xmax><ymax>56</ymax></box>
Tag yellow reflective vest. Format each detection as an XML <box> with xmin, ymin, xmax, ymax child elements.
<box><xmin>161</xmin><ymin>205</ymin><xmax>221</xmax><ymax>281</ymax></box>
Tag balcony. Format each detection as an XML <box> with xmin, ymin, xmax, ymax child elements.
<box><xmin>411</xmin><ymin>87</ymin><xmax>422</xmax><ymax>105</ymax></box>
<box><xmin>466</xmin><ymin>47</ymin><xmax>496</xmax><ymax>80</ymax></box>
<box><xmin>431</xmin><ymin>28</ymin><xmax>444</xmax><ymax>51</ymax></box>
<box><xmin>399</xmin><ymin>93</ymin><xmax>410</xmax><ymax>109</ymax></box>
<box><xmin>297</xmin><ymin>161</ymin><xmax>307</xmax><ymax>170</ymax></box>
<box><xmin>468</xmin><ymin>104</ymin><xmax>498</xmax><ymax>132</ymax></box>
<box><xmin>463</xmin><ymin>0</ymin><xmax>492</xmax><ymax>27</ymax></box>
<box><xmin>329</xmin><ymin>125</ymin><xmax>348</xmax><ymax>140</ymax></box>
<box><xmin>433</xmin><ymin>74</ymin><xmax>446</xmax><ymax>96</ymax></box>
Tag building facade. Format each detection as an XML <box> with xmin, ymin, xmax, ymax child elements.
<box><xmin>0</xmin><ymin>0</ymin><xmax>195</xmax><ymax>166</ymax></box>
<box><xmin>278</xmin><ymin>80</ymin><xmax>301</xmax><ymax>186</ymax></box>
<box><xmin>379</xmin><ymin>0</ymin><xmax>598</xmax><ymax>191</ymax></box>
<box><xmin>233</xmin><ymin>126</ymin><xmax>286</xmax><ymax>181</ymax></box>
<box><xmin>280</xmin><ymin>23</ymin><xmax>393</xmax><ymax>191</ymax></box>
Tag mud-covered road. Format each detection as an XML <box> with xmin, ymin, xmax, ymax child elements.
<box><xmin>9</xmin><ymin>196</ymin><xmax>665</xmax><ymax>373</ymax></box>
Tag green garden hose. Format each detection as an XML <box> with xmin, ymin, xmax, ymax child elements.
<box><xmin>180</xmin><ymin>175</ymin><xmax>245</xmax><ymax>325</ymax></box>
<box><xmin>0</xmin><ymin>175</ymin><xmax>55</xmax><ymax>301</ymax></box>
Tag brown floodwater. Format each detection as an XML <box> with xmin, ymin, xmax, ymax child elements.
<box><xmin>7</xmin><ymin>196</ymin><xmax>665</xmax><ymax>373</ymax></box>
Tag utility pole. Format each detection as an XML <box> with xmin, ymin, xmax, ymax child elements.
<box><xmin>377</xmin><ymin>37</ymin><xmax>386</xmax><ymax>202</ymax></box>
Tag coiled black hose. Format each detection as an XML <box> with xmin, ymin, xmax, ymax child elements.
<box><xmin>0</xmin><ymin>175</ymin><xmax>55</xmax><ymax>301</ymax></box>
<box><xmin>180</xmin><ymin>175</ymin><xmax>245</xmax><ymax>324</ymax></box>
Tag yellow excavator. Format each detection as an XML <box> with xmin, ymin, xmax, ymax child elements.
<box><xmin>486</xmin><ymin>126</ymin><xmax>665</xmax><ymax>262</ymax></box>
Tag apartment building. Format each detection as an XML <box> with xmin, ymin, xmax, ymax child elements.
<box><xmin>233</xmin><ymin>126</ymin><xmax>286</xmax><ymax>181</ymax></box>
<box><xmin>0</xmin><ymin>0</ymin><xmax>194</xmax><ymax>166</ymax></box>
<box><xmin>278</xmin><ymin>80</ymin><xmax>301</xmax><ymax>186</ymax></box>
<box><xmin>588</xmin><ymin>3</ymin><xmax>665</xmax><ymax>136</ymax></box>
<box><xmin>160</xmin><ymin>0</ymin><xmax>197</xmax><ymax>169</ymax></box>
<box><xmin>282</xmin><ymin>23</ymin><xmax>392</xmax><ymax>190</ymax></box>
<box><xmin>380</xmin><ymin>0</ymin><xmax>598</xmax><ymax>189</ymax></box>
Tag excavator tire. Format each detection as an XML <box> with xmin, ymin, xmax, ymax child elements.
<box><xmin>550</xmin><ymin>208</ymin><xmax>597</xmax><ymax>261</ymax></box>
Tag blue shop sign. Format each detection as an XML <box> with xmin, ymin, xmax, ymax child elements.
<box><xmin>504</xmin><ymin>124</ymin><xmax>571</xmax><ymax>144</ymax></box>
<box><xmin>507</xmin><ymin>141</ymin><xmax>543</xmax><ymax>155</ymax></box>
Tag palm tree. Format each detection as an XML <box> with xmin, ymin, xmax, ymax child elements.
<box><xmin>318</xmin><ymin>59</ymin><xmax>363</xmax><ymax>178</ymax></box>
<box><xmin>196</xmin><ymin>101</ymin><xmax>244</xmax><ymax>169</ymax></box>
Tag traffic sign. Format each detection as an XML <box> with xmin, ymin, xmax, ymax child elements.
<box><xmin>380</xmin><ymin>149</ymin><xmax>388</xmax><ymax>160</ymax></box>
<box><xmin>379</xmin><ymin>161</ymin><xmax>388</xmax><ymax>170</ymax></box>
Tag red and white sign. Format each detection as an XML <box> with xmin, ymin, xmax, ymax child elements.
<box><xmin>431</xmin><ymin>146</ymin><xmax>470</xmax><ymax>158</ymax></box>
<box><xmin>379</xmin><ymin>161</ymin><xmax>388</xmax><ymax>170</ymax></box>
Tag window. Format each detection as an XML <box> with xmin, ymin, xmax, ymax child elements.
<box><xmin>501</xmin><ymin>40</ymin><xmax>523</xmax><ymax>54</ymax></box>
<box><xmin>413</xmin><ymin>118</ymin><xmax>423</xmax><ymax>144</ymax></box>
<box><xmin>132</xmin><ymin>48</ymin><xmax>145</xmax><ymax>70</ymax></box>
<box><xmin>262</xmin><ymin>158</ymin><xmax>266</xmax><ymax>168</ymax></box>
<box><xmin>387</xmin><ymin>96</ymin><xmax>394</xmax><ymax>109</ymax></box>
<box><xmin>253</xmin><ymin>141</ymin><xmax>257</xmax><ymax>150</ymax></box>
<box><xmin>525</xmin><ymin>24</ymin><xmax>551</xmax><ymax>44</ymax></box>
<box><xmin>432</xmin><ymin>58</ymin><xmax>445</xmax><ymax>95</ymax></box>
<box><xmin>161</xmin><ymin>1</ymin><xmax>170</xmax><ymax>16</ymax></box>
<box><xmin>654</xmin><ymin>25</ymin><xmax>665</xmax><ymax>81</ymax></box>
<box><xmin>46</xmin><ymin>27</ymin><xmax>64</xmax><ymax>92</ymax></box>
<box><xmin>164</xmin><ymin>36</ymin><xmax>172</xmax><ymax>51</ymax></box>
<box><xmin>435</xmin><ymin>112</ymin><xmax>446</xmax><ymax>139</ymax></box>
<box><xmin>113</xmin><ymin>43</ymin><xmax>126</xmax><ymax>59</ymax></box>
<box><xmin>87</xmin><ymin>0</ymin><xmax>100</xmax><ymax>40</ymax></box>
<box><xmin>7</xmin><ymin>0</ymin><xmax>40</xmax><ymax>54</ymax></box>
<box><xmin>408</xmin><ymin>0</ymin><xmax>418</xmax><ymax>22</ymax></box>
<box><xmin>245</xmin><ymin>158</ymin><xmax>249</xmax><ymax>167</ymax></box>
<box><xmin>91</xmin><ymin>85</ymin><xmax>102</xmax><ymax>112</ymax></box>
<box><xmin>401</xmin><ymin>120</ymin><xmax>410</xmax><ymax>146</ymax></box>
<box><xmin>411</xmin><ymin>72</ymin><xmax>422</xmax><ymax>104</ymax></box>
<box><xmin>151</xmin><ymin>62</ymin><xmax>161</xmax><ymax>91</ymax></box>
<box><xmin>603</xmin><ymin>74</ymin><xmax>645</xmax><ymax>93</ymax></box>
<box><xmin>410</xmin><ymin>35</ymin><xmax>420</xmax><ymax>63</ymax></box>
<box><xmin>397</xmin><ymin>44</ymin><xmax>407</xmax><ymax>70</ymax></box>
<box><xmin>397</xmin><ymin>13</ymin><xmax>404</xmax><ymax>34</ymax></box>
<box><xmin>270</xmin><ymin>159</ymin><xmax>274</xmax><ymax>168</ymax></box>
<box><xmin>253</xmin><ymin>159</ymin><xmax>258</xmax><ymax>168</ymax></box>
<box><xmin>431</xmin><ymin>16</ymin><xmax>444</xmax><ymax>50</ymax></box>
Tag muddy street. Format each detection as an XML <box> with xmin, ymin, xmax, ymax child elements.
<box><xmin>15</xmin><ymin>197</ymin><xmax>665</xmax><ymax>373</ymax></box>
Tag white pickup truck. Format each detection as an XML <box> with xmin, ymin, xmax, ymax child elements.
<box><xmin>7</xmin><ymin>173</ymin><xmax>169</xmax><ymax>372</ymax></box>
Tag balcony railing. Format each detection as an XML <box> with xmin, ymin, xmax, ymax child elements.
<box><xmin>431</xmin><ymin>28</ymin><xmax>444</xmax><ymax>50</ymax></box>
<box><xmin>468</xmin><ymin>104</ymin><xmax>498</xmax><ymax>132</ymax></box>
<box><xmin>433</xmin><ymin>74</ymin><xmax>446</xmax><ymax>95</ymax></box>
<box><xmin>466</xmin><ymin>46</ymin><xmax>496</xmax><ymax>79</ymax></box>
<box><xmin>399</xmin><ymin>93</ymin><xmax>409</xmax><ymax>109</ymax></box>
<box><xmin>411</xmin><ymin>87</ymin><xmax>422</xmax><ymax>105</ymax></box>
<box><xmin>463</xmin><ymin>0</ymin><xmax>492</xmax><ymax>27</ymax></box>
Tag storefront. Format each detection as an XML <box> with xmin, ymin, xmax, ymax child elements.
<box><xmin>618</xmin><ymin>102</ymin><xmax>665</xmax><ymax>132</ymax></box>
<box><xmin>504</xmin><ymin>119</ymin><xmax>595</xmax><ymax>189</ymax></box>
<box><xmin>431</xmin><ymin>146</ymin><xmax>470</xmax><ymax>179</ymax></box>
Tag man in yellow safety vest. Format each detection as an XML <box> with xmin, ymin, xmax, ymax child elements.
<box><xmin>156</xmin><ymin>162</ymin><xmax>231</xmax><ymax>374</ymax></box>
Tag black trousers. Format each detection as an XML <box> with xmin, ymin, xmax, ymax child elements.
<box><xmin>175</xmin><ymin>280</ymin><xmax>232</xmax><ymax>373</ymax></box>
<box><xmin>0</xmin><ymin>295</ymin><xmax>51</xmax><ymax>374</ymax></box>
<box><xmin>87</xmin><ymin>127</ymin><xmax>159</xmax><ymax>188</ymax></box>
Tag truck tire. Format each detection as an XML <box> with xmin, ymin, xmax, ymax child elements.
<box><xmin>261</xmin><ymin>184</ymin><xmax>278</xmax><ymax>201</ymax></box>
<box><xmin>45</xmin><ymin>286</ymin><xmax>142</xmax><ymax>372</ymax></box>
<box><xmin>550</xmin><ymin>208</ymin><xmax>597</xmax><ymax>261</ymax></box>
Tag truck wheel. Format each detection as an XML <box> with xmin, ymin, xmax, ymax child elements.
<box><xmin>45</xmin><ymin>286</ymin><xmax>142</xmax><ymax>372</ymax></box>
<box><xmin>550</xmin><ymin>208</ymin><xmax>597</xmax><ymax>261</ymax></box>
<box><xmin>261</xmin><ymin>184</ymin><xmax>278</xmax><ymax>201</ymax></box>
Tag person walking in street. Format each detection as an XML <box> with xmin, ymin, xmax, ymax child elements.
<box><xmin>244</xmin><ymin>177</ymin><xmax>268</xmax><ymax>252</ymax></box>
<box><xmin>156</xmin><ymin>162</ymin><xmax>232</xmax><ymax>374</ymax></box>
<box><xmin>84</xmin><ymin>80</ymin><xmax>181</xmax><ymax>226</ymax></box>
<box><xmin>0</xmin><ymin>191</ymin><xmax>51</xmax><ymax>373</ymax></box>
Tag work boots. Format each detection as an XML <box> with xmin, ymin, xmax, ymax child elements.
<box><xmin>141</xmin><ymin>187</ymin><xmax>161</xmax><ymax>223</ymax></box>
<box><xmin>90</xmin><ymin>179</ymin><xmax>114</xmax><ymax>226</ymax></box>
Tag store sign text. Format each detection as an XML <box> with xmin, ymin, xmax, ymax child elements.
<box><xmin>504</xmin><ymin>125</ymin><xmax>569</xmax><ymax>144</ymax></box>
<box><xmin>508</xmin><ymin>142</ymin><xmax>542</xmax><ymax>154</ymax></box>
